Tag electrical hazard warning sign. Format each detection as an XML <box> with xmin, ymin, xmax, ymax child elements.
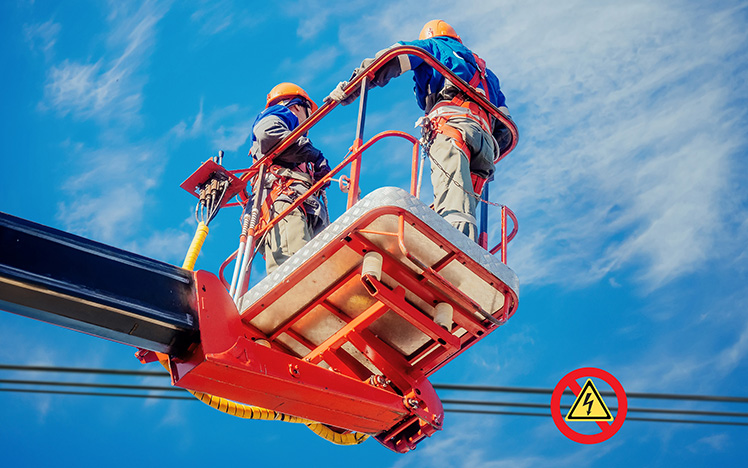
<box><xmin>551</xmin><ymin>367</ymin><xmax>627</xmax><ymax>444</ymax></box>
<box><xmin>565</xmin><ymin>379</ymin><xmax>613</xmax><ymax>421</ymax></box>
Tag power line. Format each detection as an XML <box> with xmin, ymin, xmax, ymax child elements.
<box><xmin>444</xmin><ymin>408</ymin><xmax>748</xmax><ymax>427</ymax></box>
<box><xmin>441</xmin><ymin>399</ymin><xmax>748</xmax><ymax>418</ymax></box>
<box><xmin>433</xmin><ymin>383</ymin><xmax>748</xmax><ymax>404</ymax></box>
<box><xmin>0</xmin><ymin>364</ymin><xmax>167</xmax><ymax>377</ymax></box>
<box><xmin>3</xmin><ymin>363</ymin><xmax>748</xmax><ymax>405</ymax></box>
<box><xmin>0</xmin><ymin>388</ymin><xmax>193</xmax><ymax>400</ymax></box>
<box><xmin>2</xmin><ymin>387</ymin><xmax>747</xmax><ymax>427</ymax></box>
<box><xmin>0</xmin><ymin>378</ymin><xmax>184</xmax><ymax>393</ymax></box>
<box><xmin>3</xmin><ymin>377</ymin><xmax>748</xmax><ymax>425</ymax></box>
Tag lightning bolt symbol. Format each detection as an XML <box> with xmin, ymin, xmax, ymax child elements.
<box><xmin>583</xmin><ymin>392</ymin><xmax>594</xmax><ymax>415</ymax></box>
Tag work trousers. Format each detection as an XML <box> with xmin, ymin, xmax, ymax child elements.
<box><xmin>429</xmin><ymin>116</ymin><xmax>496</xmax><ymax>241</ymax></box>
<box><xmin>263</xmin><ymin>199</ymin><xmax>312</xmax><ymax>274</ymax></box>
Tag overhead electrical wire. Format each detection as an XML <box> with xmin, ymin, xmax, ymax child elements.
<box><xmin>2</xmin><ymin>386</ymin><xmax>747</xmax><ymax>427</ymax></box>
<box><xmin>3</xmin><ymin>378</ymin><xmax>747</xmax><ymax>421</ymax></box>
<box><xmin>3</xmin><ymin>364</ymin><xmax>746</xmax><ymax>404</ymax></box>
<box><xmin>444</xmin><ymin>408</ymin><xmax>748</xmax><ymax>427</ymax></box>
<box><xmin>433</xmin><ymin>383</ymin><xmax>748</xmax><ymax>403</ymax></box>
<box><xmin>0</xmin><ymin>364</ymin><xmax>167</xmax><ymax>377</ymax></box>
<box><xmin>0</xmin><ymin>388</ymin><xmax>194</xmax><ymax>401</ymax></box>
<box><xmin>440</xmin><ymin>399</ymin><xmax>748</xmax><ymax>419</ymax></box>
<box><xmin>2</xmin><ymin>364</ymin><xmax>748</xmax><ymax>427</ymax></box>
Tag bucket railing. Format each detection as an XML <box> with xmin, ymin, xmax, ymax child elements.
<box><xmin>224</xmin><ymin>46</ymin><xmax>519</xmax><ymax>293</ymax></box>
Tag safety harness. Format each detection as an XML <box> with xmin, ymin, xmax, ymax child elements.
<box><xmin>426</xmin><ymin>53</ymin><xmax>494</xmax><ymax>197</ymax></box>
<box><xmin>256</xmin><ymin>164</ymin><xmax>314</xmax><ymax>231</ymax></box>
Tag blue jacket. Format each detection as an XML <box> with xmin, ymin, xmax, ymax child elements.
<box><xmin>250</xmin><ymin>104</ymin><xmax>298</xmax><ymax>145</ymax></box>
<box><xmin>397</xmin><ymin>37</ymin><xmax>506</xmax><ymax>111</ymax></box>
<box><xmin>249</xmin><ymin>104</ymin><xmax>329</xmax><ymax>177</ymax></box>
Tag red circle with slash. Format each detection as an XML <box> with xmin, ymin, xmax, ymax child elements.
<box><xmin>551</xmin><ymin>367</ymin><xmax>627</xmax><ymax>444</ymax></box>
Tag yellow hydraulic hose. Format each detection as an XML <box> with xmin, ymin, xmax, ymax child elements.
<box><xmin>173</xmin><ymin>221</ymin><xmax>368</xmax><ymax>446</ymax></box>
<box><xmin>182</xmin><ymin>222</ymin><xmax>209</xmax><ymax>270</ymax></box>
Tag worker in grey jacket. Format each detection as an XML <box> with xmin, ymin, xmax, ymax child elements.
<box><xmin>250</xmin><ymin>82</ymin><xmax>330</xmax><ymax>274</ymax></box>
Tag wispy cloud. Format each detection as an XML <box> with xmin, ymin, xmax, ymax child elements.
<box><xmin>41</xmin><ymin>1</ymin><xmax>169</xmax><ymax>125</ymax></box>
<box><xmin>190</xmin><ymin>0</ymin><xmax>233</xmax><ymax>36</ymax></box>
<box><xmin>330</xmin><ymin>0</ymin><xmax>748</xmax><ymax>291</ymax></box>
<box><xmin>283</xmin><ymin>0</ymin><xmax>372</xmax><ymax>42</ymax></box>
<box><xmin>277</xmin><ymin>46</ymin><xmax>342</xmax><ymax>87</ymax></box>
<box><xmin>55</xmin><ymin>138</ymin><xmax>176</xmax><ymax>251</ymax></box>
<box><xmin>604</xmin><ymin>287</ymin><xmax>748</xmax><ymax>396</ymax></box>
<box><xmin>688</xmin><ymin>434</ymin><xmax>730</xmax><ymax>453</ymax></box>
<box><xmin>388</xmin><ymin>415</ymin><xmax>619</xmax><ymax>468</ymax></box>
<box><xmin>126</xmin><ymin>228</ymin><xmax>192</xmax><ymax>264</ymax></box>
<box><xmin>479</xmin><ymin>1</ymin><xmax>748</xmax><ymax>291</ymax></box>
<box><xmin>189</xmin><ymin>0</ymin><xmax>264</xmax><ymax>38</ymax></box>
<box><xmin>171</xmin><ymin>100</ymin><xmax>257</xmax><ymax>152</ymax></box>
<box><xmin>23</xmin><ymin>18</ymin><xmax>60</xmax><ymax>59</ymax></box>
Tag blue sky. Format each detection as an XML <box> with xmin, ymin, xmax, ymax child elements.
<box><xmin>2</xmin><ymin>0</ymin><xmax>748</xmax><ymax>466</ymax></box>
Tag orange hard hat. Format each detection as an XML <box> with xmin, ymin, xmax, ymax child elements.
<box><xmin>419</xmin><ymin>20</ymin><xmax>461</xmax><ymax>43</ymax></box>
<box><xmin>266</xmin><ymin>82</ymin><xmax>318</xmax><ymax>113</ymax></box>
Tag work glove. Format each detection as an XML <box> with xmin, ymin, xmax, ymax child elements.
<box><xmin>359</xmin><ymin>58</ymin><xmax>375</xmax><ymax>70</ymax></box>
<box><xmin>324</xmin><ymin>80</ymin><xmax>357</xmax><ymax>106</ymax></box>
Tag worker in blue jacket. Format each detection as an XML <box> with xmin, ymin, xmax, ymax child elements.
<box><xmin>250</xmin><ymin>82</ymin><xmax>330</xmax><ymax>274</ymax></box>
<box><xmin>327</xmin><ymin>20</ymin><xmax>512</xmax><ymax>242</ymax></box>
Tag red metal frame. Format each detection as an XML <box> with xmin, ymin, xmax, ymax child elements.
<box><xmin>236</xmin><ymin>46</ymin><xmax>517</xmax><ymax>202</ymax></box>
<box><xmin>489</xmin><ymin>206</ymin><xmax>518</xmax><ymax>259</ymax></box>
<box><xmin>252</xmin><ymin>131</ymin><xmax>420</xmax><ymax>242</ymax></box>
<box><xmin>168</xmin><ymin>46</ymin><xmax>521</xmax><ymax>453</ymax></box>
<box><xmin>167</xmin><ymin>203</ymin><xmax>518</xmax><ymax>452</ymax></box>
<box><xmin>221</xmin><ymin>47</ymin><xmax>519</xmax><ymax>292</ymax></box>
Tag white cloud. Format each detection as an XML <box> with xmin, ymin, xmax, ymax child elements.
<box><xmin>23</xmin><ymin>18</ymin><xmax>61</xmax><ymax>58</ymax></box>
<box><xmin>284</xmin><ymin>0</ymin><xmax>373</xmax><ymax>42</ymax></box>
<box><xmin>688</xmin><ymin>434</ymin><xmax>730</xmax><ymax>453</ymax></box>
<box><xmin>157</xmin><ymin>400</ymin><xmax>189</xmax><ymax>426</ymax></box>
<box><xmin>189</xmin><ymin>0</ymin><xmax>264</xmax><ymax>38</ymax></box>
<box><xmin>126</xmin><ymin>228</ymin><xmax>192</xmax><ymax>264</ymax></box>
<box><xmin>171</xmin><ymin>98</ymin><xmax>205</xmax><ymax>139</ymax></box>
<box><xmin>611</xmin><ymin>294</ymin><xmax>748</xmax><ymax>394</ymax></box>
<box><xmin>190</xmin><ymin>1</ymin><xmax>233</xmax><ymax>36</ymax></box>
<box><xmin>55</xmin><ymin>142</ymin><xmax>164</xmax><ymax>246</ymax></box>
<box><xmin>172</xmin><ymin>101</ymin><xmax>258</xmax><ymax>152</ymax></box>
<box><xmin>42</xmin><ymin>1</ymin><xmax>169</xmax><ymax>124</ymax></box>
<box><xmin>387</xmin><ymin>415</ymin><xmax>620</xmax><ymax>468</ymax></box>
<box><xmin>277</xmin><ymin>46</ymin><xmax>343</xmax><ymax>87</ymax></box>
<box><xmin>328</xmin><ymin>0</ymin><xmax>748</xmax><ymax>291</ymax></box>
<box><xmin>480</xmin><ymin>1</ymin><xmax>747</xmax><ymax>291</ymax></box>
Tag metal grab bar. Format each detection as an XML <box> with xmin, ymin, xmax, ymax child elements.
<box><xmin>489</xmin><ymin>206</ymin><xmax>518</xmax><ymax>261</ymax></box>
<box><xmin>339</xmin><ymin>45</ymin><xmax>519</xmax><ymax>160</ymax></box>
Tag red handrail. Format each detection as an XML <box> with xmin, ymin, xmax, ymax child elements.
<box><xmin>227</xmin><ymin>45</ymin><xmax>520</xmax><ymax>281</ymax></box>
<box><xmin>237</xmin><ymin>45</ymin><xmax>518</xmax><ymax>202</ymax></box>
<box><xmin>253</xmin><ymin>131</ymin><xmax>420</xmax><ymax>240</ymax></box>
<box><xmin>489</xmin><ymin>206</ymin><xmax>518</xmax><ymax>259</ymax></box>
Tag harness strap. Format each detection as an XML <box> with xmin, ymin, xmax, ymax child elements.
<box><xmin>471</xmin><ymin>53</ymin><xmax>490</xmax><ymax>102</ymax></box>
<box><xmin>433</xmin><ymin>122</ymin><xmax>470</xmax><ymax>159</ymax></box>
<box><xmin>422</xmin><ymin>52</ymin><xmax>494</xmax><ymax>197</ymax></box>
<box><xmin>257</xmin><ymin>165</ymin><xmax>314</xmax><ymax>227</ymax></box>
<box><xmin>471</xmin><ymin>173</ymin><xmax>488</xmax><ymax>196</ymax></box>
<box><xmin>270</xmin><ymin>165</ymin><xmax>313</xmax><ymax>185</ymax></box>
<box><xmin>429</xmin><ymin>102</ymin><xmax>491</xmax><ymax>134</ymax></box>
<box><xmin>428</xmin><ymin>119</ymin><xmax>491</xmax><ymax>196</ymax></box>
